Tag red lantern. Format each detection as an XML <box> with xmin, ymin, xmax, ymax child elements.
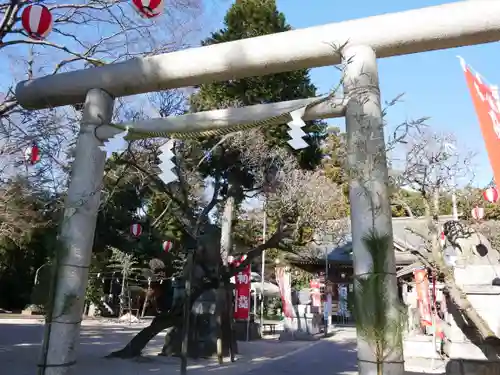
<box><xmin>24</xmin><ymin>142</ymin><xmax>40</xmax><ymax>165</ymax></box>
<box><xmin>130</xmin><ymin>223</ymin><xmax>142</xmax><ymax>237</ymax></box>
<box><xmin>471</xmin><ymin>206</ymin><xmax>485</xmax><ymax>220</ymax></box>
<box><xmin>21</xmin><ymin>4</ymin><xmax>53</xmax><ymax>40</ymax></box>
<box><xmin>483</xmin><ymin>187</ymin><xmax>499</xmax><ymax>203</ymax></box>
<box><xmin>162</xmin><ymin>240</ymin><xmax>173</xmax><ymax>253</ymax></box>
<box><xmin>132</xmin><ymin>0</ymin><xmax>164</xmax><ymax>18</ymax></box>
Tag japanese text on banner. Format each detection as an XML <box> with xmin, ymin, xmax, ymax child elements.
<box><xmin>232</xmin><ymin>256</ymin><xmax>251</xmax><ymax>320</ymax></box>
<box><xmin>460</xmin><ymin>59</ymin><xmax>500</xmax><ymax>184</ymax></box>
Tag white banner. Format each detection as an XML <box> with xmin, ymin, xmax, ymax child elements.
<box><xmin>338</xmin><ymin>284</ymin><xmax>348</xmax><ymax>316</ymax></box>
<box><xmin>275</xmin><ymin>266</ymin><xmax>293</xmax><ymax>318</ymax></box>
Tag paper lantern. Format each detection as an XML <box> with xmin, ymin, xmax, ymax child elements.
<box><xmin>21</xmin><ymin>4</ymin><xmax>53</xmax><ymax>40</ymax></box>
<box><xmin>162</xmin><ymin>240</ymin><xmax>173</xmax><ymax>253</ymax></box>
<box><xmin>130</xmin><ymin>223</ymin><xmax>142</xmax><ymax>237</ymax></box>
<box><xmin>309</xmin><ymin>280</ymin><xmax>320</xmax><ymax>289</ymax></box>
<box><xmin>483</xmin><ymin>187</ymin><xmax>499</xmax><ymax>203</ymax></box>
<box><xmin>24</xmin><ymin>142</ymin><xmax>40</xmax><ymax>165</ymax></box>
<box><xmin>471</xmin><ymin>206</ymin><xmax>485</xmax><ymax>220</ymax></box>
<box><xmin>132</xmin><ymin>0</ymin><xmax>164</xmax><ymax>18</ymax></box>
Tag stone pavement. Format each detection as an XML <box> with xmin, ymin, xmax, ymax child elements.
<box><xmin>244</xmin><ymin>327</ymin><xmax>446</xmax><ymax>375</ymax></box>
<box><xmin>0</xmin><ymin>319</ymin><xmax>445</xmax><ymax>375</ymax></box>
<box><xmin>0</xmin><ymin>319</ymin><xmax>320</xmax><ymax>375</ymax></box>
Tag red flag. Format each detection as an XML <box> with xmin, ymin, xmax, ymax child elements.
<box><xmin>460</xmin><ymin>57</ymin><xmax>500</xmax><ymax>184</ymax></box>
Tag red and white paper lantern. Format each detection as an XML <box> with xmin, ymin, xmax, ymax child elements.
<box><xmin>483</xmin><ymin>187</ymin><xmax>499</xmax><ymax>203</ymax></box>
<box><xmin>162</xmin><ymin>240</ymin><xmax>173</xmax><ymax>253</ymax></box>
<box><xmin>130</xmin><ymin>223</ymin><xmax>142</xmax><ymax>237</ymax></box>
<box><xmin>21</xmin><ymin>4</ymin><xmax>53</xmax><ymax>40</ymax></box>
<box><xmin>24</xmin><ymin>142</ymin><xmax>40</xmax><ymax>165</ymax></box>
<box><xmin>132</xmin><ymin>0</ymin><xmax>164</xmax><ymax>18</ymax></box>
<box><xmin>471</xmin><ymin>206</ymin><xmax>485</xmax><ymax>220</ymax></box>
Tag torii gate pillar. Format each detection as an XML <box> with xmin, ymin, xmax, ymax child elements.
<box><xmin>38</xmin><ymin>89</ymin><xmax>114</xmax><ymax>375</ymax></box>
<box><xmin>343</xmin><ymin>45</ymin><xmax>404</xmax><ymax>375</ymax></box>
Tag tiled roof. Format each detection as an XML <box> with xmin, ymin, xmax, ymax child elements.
<box><xmin>319</xmin><ymin>216</ymin><xmax>457</xmax><ymax>265</ymax></box>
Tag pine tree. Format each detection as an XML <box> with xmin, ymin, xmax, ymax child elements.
<box><xmin>190</xmin><ymin>0</ymin><xmax>326</xmax><ymax>174</ymax></box>
<box><xmin>185</xmin><ymin>0</ymin><xmax>328</xmax><ymax>359</ymax></box>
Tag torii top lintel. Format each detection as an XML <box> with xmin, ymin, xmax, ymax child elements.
<box><xmin>15</xmin><ymin>0</ymin><xmax>500</xmax><ymax>110</ymax></box>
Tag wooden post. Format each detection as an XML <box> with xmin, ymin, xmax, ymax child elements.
<box><xmin>180</xmin><ymin>252</ymin><xmax>194</xmax><ymax>375</ymax></box>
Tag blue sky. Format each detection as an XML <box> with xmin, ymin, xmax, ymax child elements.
<box><xmin>208</xmin><ymin>0</ymin><xmax>499</xmax><ymax>187</ymax></box>
<box><xmin>3</xmin><ymin>0</ymin><xmax>498</xmax><ymax>187</ymax></box>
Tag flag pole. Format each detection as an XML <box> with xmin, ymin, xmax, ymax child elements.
<box><xmin>260</xmin><ymin>200</ymin><xmax>267</xmax><ymax>332</ymax></box>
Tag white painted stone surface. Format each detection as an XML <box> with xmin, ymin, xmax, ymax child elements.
<box><xmin>443</xmin><ymin>265</ymin><xmax>500</xmax><ymax>362</ymax></box>
<box><xmin>403</xmin><ymin>335</ymin><xmax>440</xmax><ymax>359</ymax></box>
<box><xmin>454</xmin><ymin>265</ymin><xmax>500</xmax><ymax>287</ymax></box>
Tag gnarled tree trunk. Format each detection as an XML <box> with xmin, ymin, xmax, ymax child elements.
<box><xmin>108</xmin><ymin>221</ymin><xmax>288</xmax><ymax>359</ymax></box>
<box><xmin>217</xmin><ymin>194</ymin><xmax>236</xmax><ymax>363</ymax></box>
<box><xmin>107</xmin><ymin>272</ymin><xmax>219</xmax><ymax>359</ymax></box>
<box><xmin>108</xmin><ymin>314</ymin><xmax>182</xmax><ymax>358</ymax></box>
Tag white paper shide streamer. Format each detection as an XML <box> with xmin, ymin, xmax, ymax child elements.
<box><xmin>286</xmin><ymin>107</ymin><xmax>309</xmax><ymax>150</ymax></box>
<box><xmin>158</xmin><ymin>139</ymin><xmax>178</xmax><ymax>185</ymax></box>
<box><xmin>99</xmin><ymin>127</ymin><xmax>129</xmax><ymax>159</ymax></box>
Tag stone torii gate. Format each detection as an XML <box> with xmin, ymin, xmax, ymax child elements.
<box><xmin>14</xmin><ymin>1</ymin><xmax>500</xmax><ymax>375</ymax></box>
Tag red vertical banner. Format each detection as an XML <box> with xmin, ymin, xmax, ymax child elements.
<box><xmin>231</xmin><ymin>255</ymin><xmax>251</xmax><ymax>320</ymax></box>
<box><xmin>414</xmin><ymin>268</ymin><xmax>432</xmax><ymax>327</ymax></box>
<box><xmin>460</xmin><ymin>57</ymin><xmax>500</xmax><ymax>184</ymax></box>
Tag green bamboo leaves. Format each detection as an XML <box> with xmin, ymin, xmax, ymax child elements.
<box><xmin>353</xmin><ymin>229</ymin><xmax>407</xmax><ymax>374</ymax></box>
